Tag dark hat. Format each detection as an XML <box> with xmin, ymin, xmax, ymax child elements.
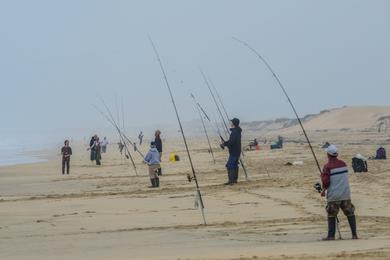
<box><xmin>231</xmin><ymin>118</ymin><xmax>240</xmax><ymax>127</ymax></box>
<box><xmin>150</xmin><ymin>141</ymin><xmax>156</xmax><ymax>147</ymax></box>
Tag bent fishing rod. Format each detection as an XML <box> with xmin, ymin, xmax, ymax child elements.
<box><xmin>233</xmin><ymin>37</ymin><xmax>342</xmax><ymax>239</ymax></box>
<box><xmin>200</xmin><ymin>69</ymin><xmax>250</xmax><ymax>180</ymax></box>
<box><xmin>232</xmin><ymin>37</ymin><xmax>321</xmax><ymax>174</ymax></box>
<box><xmin>149</xmin><ymin>36</ymin><xmax>206</xmax><ymax>225</ymax></box>
<box><xmin>190</xmin><ymin>93</ymin><xmax>216</xmax><ymax>164</ymax></box>
<box><xmin>93</xmin><ymin>104</ymin><xmax>138</xmax><ymax>175</ymax></box>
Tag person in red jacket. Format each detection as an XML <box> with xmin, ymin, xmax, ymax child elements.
<box><xmin>321</xmin><ymin>144</ymin><xmax>358</xmax><ymax>240</ymax></box>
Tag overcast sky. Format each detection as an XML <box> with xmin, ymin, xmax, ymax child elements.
<box><xmin>1</xmin><ymin>0</ymin><xmax>389</xmax><ymax>135</ymax></box>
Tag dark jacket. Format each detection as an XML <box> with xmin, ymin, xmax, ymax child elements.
<box><xmin>155</xmin><ymin>136</ymin><xmax>162</xmax><ymax>153</ymax></box>
<box><xmin>224</xmin><ymin>127</ymin><xmax>242</xmax><ymax>157</ymax></box>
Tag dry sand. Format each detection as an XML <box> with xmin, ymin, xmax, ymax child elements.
<box><xmin>1</xmin><ymin>129</ymin><xmax>390</xmax><ymax>260</ymax></box>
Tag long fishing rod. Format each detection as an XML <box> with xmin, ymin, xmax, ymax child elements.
<box><xmin>200</xmin><ymin>69</ymin><xmax>230</xmax><ymax>136</ymax></box>
<box><xmin>100</xmin><ymin>97</ymin><xmax>143</xmax><ymax>171</ymax></box>
<box><xmin>100</xmin><ymin>96</ymin><xmax>145</xmax><ymax>159</ymax></box>
<box><xmin>149</xmin><ymin>36</ymin><xmax>206</xmax><ymax>225</ymax></box>
<box><xmin>93</xmin><ymin>104</ymin><xmax>138</xmax><ymax>175</ymax></box>
<box><xmin>232</xmin><ymin>37</ymin><xmax>321</xmax><ymax>173</ymax></box>
<box><xmin>233</xmin><ymin>37</ymin><xmax>342</xmax><ymax>239</ymax></box>
<box><xmin>208</xmin><ymin>78</ymin><xmax>230</xmax><ymax>124</ymax></box>
<box><xmin>200</xmin><ymin>69</ymin><xmax>250</xmax><ymax>180</ymax></box>
<box><xmin>190</xmin><ymin>93</ymin><xmax>216</xmax><ymax>164</ymax></box>
<box><xmin>194</xmin><ymin>97</ymin><xmax>223</xmax><ymax>141</ymax></box>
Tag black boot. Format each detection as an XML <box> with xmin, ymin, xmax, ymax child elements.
<box><xmin>224</xmin><ymin>169</ymin><xmax>234</xmax><ymax>185</ymax></box>
<box><xmin>347</xmin><ymin>215</ymin><xmax>358</xmax><ymax>239</ymax></box>
<box><xmin>323</xmin><ymin>217</ymin><xmax>336</xmax><ymax>240</ymax></box>
<box><xmin>155</xmin><ymin>177</ymin><xmax>160</xmax><ymax>187</ymax></box>
<box><xmin>148</xmin><ymin>178</ymin><xmax>156</xmax><ymax>188</ymax></box>
<box><xmin>233</xmin><ymin>168</ymin><xmax>239</xmax><ymax>183</ymax></box>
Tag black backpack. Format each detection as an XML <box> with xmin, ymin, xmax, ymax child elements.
<box><xmin>352</xmin><ymin>157</ymin><xmax>368</xmax><ymax>173</ymax></box>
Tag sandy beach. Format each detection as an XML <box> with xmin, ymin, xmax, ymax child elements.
<box><xmin>1</xmin><ymin>121</ymin><xmax>390</xmax><ymax>259</ymax></box>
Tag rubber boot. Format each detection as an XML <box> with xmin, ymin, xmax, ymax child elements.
<box><xmin>148</xmin><ymin>178</ymin><xmax>156</xmax><ymax>188</ymax></box>
<box><xmin>224</xmin><ymin>169</ymin><xmax>234</xmax><ymax>185</ymax></box>
<box><xmin>323</xmin><ymin>217</ymin><xmax>336</xmax><ymax>240</ymax></box>
<box><xmin>233</xmin><ymin>168</ymin><xmax>239</xmax><ymax>183</ymax></box>
<box><xmin>347</xmin><ymin>215</ymin><xmax>358</xmax><ymax>239</ymax></box>
<box><xmin>155</xmin><ymin>177</ymin><xmax>160</xmax><ymax>188</ymax></box>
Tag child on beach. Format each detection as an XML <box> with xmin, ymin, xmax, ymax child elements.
<box><xmin>144</xmin><ymin>142</ymin><xmax>161</xmax><ymax>188</ymax></box>
<box><xmin>61</xmin><ymin>140</ymin><xmax>72</xmax><ymax>175</ymax></box>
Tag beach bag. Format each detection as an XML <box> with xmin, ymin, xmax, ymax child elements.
<box><xmin>352</xmin><ymin>157</ymin><xmax>368</xmax><ymax>173</ymax></box>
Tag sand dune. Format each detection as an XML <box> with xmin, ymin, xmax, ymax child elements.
<box><xmin>279</xmin><ymin>106</ymin><xmax>390</xmax><ymax>133</ymax></box>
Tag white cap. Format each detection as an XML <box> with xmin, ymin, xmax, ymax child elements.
<box><xmin>325</xmin><ymin>144</ymin><xmax>338</xmax><ymax>156</ymax></box>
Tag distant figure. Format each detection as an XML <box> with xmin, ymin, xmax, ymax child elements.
<box><xmin>100</xmin><ymin>137</ymin><xmax>109</xmax><ymax>153</ymax></box>
<box><xmin>118</xmin><ymin>142</ymin><xmax>124</xmax><ymax>155</ymax></box>
<box><xmin>220</xmin><ymin>118</ymin><xmax>242</xmax><ymax>185</ymax></box>
<box><xmin>270</xmin><ymin>136</ymin><xmax>284</xmax><ymax>150</ymax></box>
<box><xmin>144</xmin><ymin>141</ymin><xmax>161</xmax><ymax>188</ymax></box>
<box><xmin>89</xmin><ymin>135</ymin><xmax>98</xmax><ymax>162</ymax></box>
<box><xmin>154</xmin><ymin>130</ymin><xmax>163</xmax><ymax>176</ymax></box>
<box><xmin>138</xmin><ymin>131</ymin><xmax>144</xmax><ymax>146</ymax></box>
<box><xmin>94</xmin><ymin>137</ymin><xmax>102</xmax><ymax>165</ymax></box>
<box><xmin>321</xmin><ymin>145</ymin><xmax>358</xmax><ymax>240</ymax></box>
<box><xmin>375</xmin><ymin>146</ymin><xmax>387</xmax><ymax>160</ymax></box>
<box><xmin>61</xmin><ymin>140</ymin><xmax>72</xmax><ymax>175</ymax></box>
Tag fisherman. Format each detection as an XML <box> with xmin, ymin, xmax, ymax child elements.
<box><xmin>221</xmin><ymin>118</ymin><xmax>242</xmax><ymax>185</ymax></box>
<box><xmin>100</xmin><ymin>137</ymin><xmax>109</xmax><ymax>153</ymax></box>
<box><xmin>61</xmin><ymin>140</ymin><xmax>72</xmax><ymax>175</ymax></box>
<box><xmin>89</xmin><ymin>134</ymin><xmax>97</xmax><ymax>163</ymax></box>
<box><xmin>144</xmin><ymin>141</ymin><xmax>161</xmax><ymax>188</ymax></box>
<box><xmin>138</xmin><ymin>131</ymin><xmax>144</xmax><ymax>146</ymax></box>
<box><xmin>154</xmin><ymin>130</ymin><xmax>163</xmax><ymax>176</ymax></box>
<box><xmin>321</xmin><ymin>144</ymin><xmax>358</xmax><ymax>240</ymax></box>
<box><xmin>94</xmin><ymin>137</ymin><xmax>102</xmax><ymax>165</ymax></box>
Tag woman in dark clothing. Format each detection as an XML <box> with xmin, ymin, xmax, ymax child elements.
<box><xmin>89</xmin><ymin>135</ymin><xmax>97</xmax><ymax>162</ymax></box>
<box><xmin>61</xmin><ymin>140</ymin><xmax>72</xmax><ymax>174</ymax></box>
<box><xmin>154</xmin><ymin>130</ymin><xmax>163</xmax><ymax>175</ymax></box>
<box><xmin>94</xmin><ymin>137</ymin><xmax>102</xmax><ymax>165</ymax></box>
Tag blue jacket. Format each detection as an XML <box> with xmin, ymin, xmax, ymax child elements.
<box><xmin>144</xmin><ymin>148</ymin><xmax>161</xmax><ymax>165</ymax></box>
<box><xmin>224</xmin><ymin>127</ymin><xmax>242</xmax><ymax>157</ymax></box>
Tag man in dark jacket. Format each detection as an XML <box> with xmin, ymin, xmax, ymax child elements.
<box><xmin>221</xmin><ymin>118</ymin><xmax>242</xmax><ymax>185</ymax></box>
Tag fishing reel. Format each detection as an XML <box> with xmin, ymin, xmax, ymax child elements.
<box><xmin>314</xmin><ymin>182</ymin><xmax>322</xmax><ymax>193</ymax></box>
<box><xmin>187</xmin><ymin>174</ymin><xmax>195</xmax><ymax>183</ymax></box>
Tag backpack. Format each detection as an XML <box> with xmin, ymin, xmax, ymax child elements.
<box><xmin>352</xmin><ymin>157</ymin><xmax>368</xmax><ymax>173</ymax></box>
<box><xmin>376</xmin><ymin>147</ymin><xmax>387</xmax><ymax>160</ymax></box>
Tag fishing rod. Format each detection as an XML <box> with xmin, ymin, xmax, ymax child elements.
<box><xmin>149</xmin><ymin>36</ymin><xmax>206</xmax><ymax>225</ymax></box>
<box><xmin>100</xmin><ymin>96</ymin><xmax>145</xmax><ymax>159</ymax></box>
<box><xmin>200</xmin><ymin>69</ymin><xmax>230</xmax><ymax>136</ymax></box>
<box><xmin>232</xmin><ymin>37</ymin><xmax>321</xmax><ymax>173</ymax></box>
<box><xmin>194</xmin><ymin>97</ymin><xmax>223</xmax><ymax>141</ymax></box>
<box><xmin>93</xmin><ymin>104</ymin><xmax>138</xmax><ymax>175</ymax></box>
<box><xmin>233</xmin><ymin>37</ymin><xmax>342</xmax><ymax>239</ymax></box>
<box><xmin>200</xmin><ymin>69</ymin><xmax>250</xmax><ymax>180</ymax></box>
<box><xmin>208</xmin><ymin>78</ymin><xmax>230</xmax><ymax>124</ymax></box>
<box><xmin>190</xmin><ymin>93</ymin><xmax>216</xmax><ymax>164</ymax></box>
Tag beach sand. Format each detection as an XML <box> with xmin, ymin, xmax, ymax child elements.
<box><xmin>1</xmin><ymin>130</ymin><xmax>390</xmax><ymax>260</ymax></box>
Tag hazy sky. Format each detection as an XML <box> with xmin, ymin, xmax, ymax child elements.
<box><xmin>1</xmin><ymin>0</ymin><xmax>389</xmax><ymax>135</ymax></box>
